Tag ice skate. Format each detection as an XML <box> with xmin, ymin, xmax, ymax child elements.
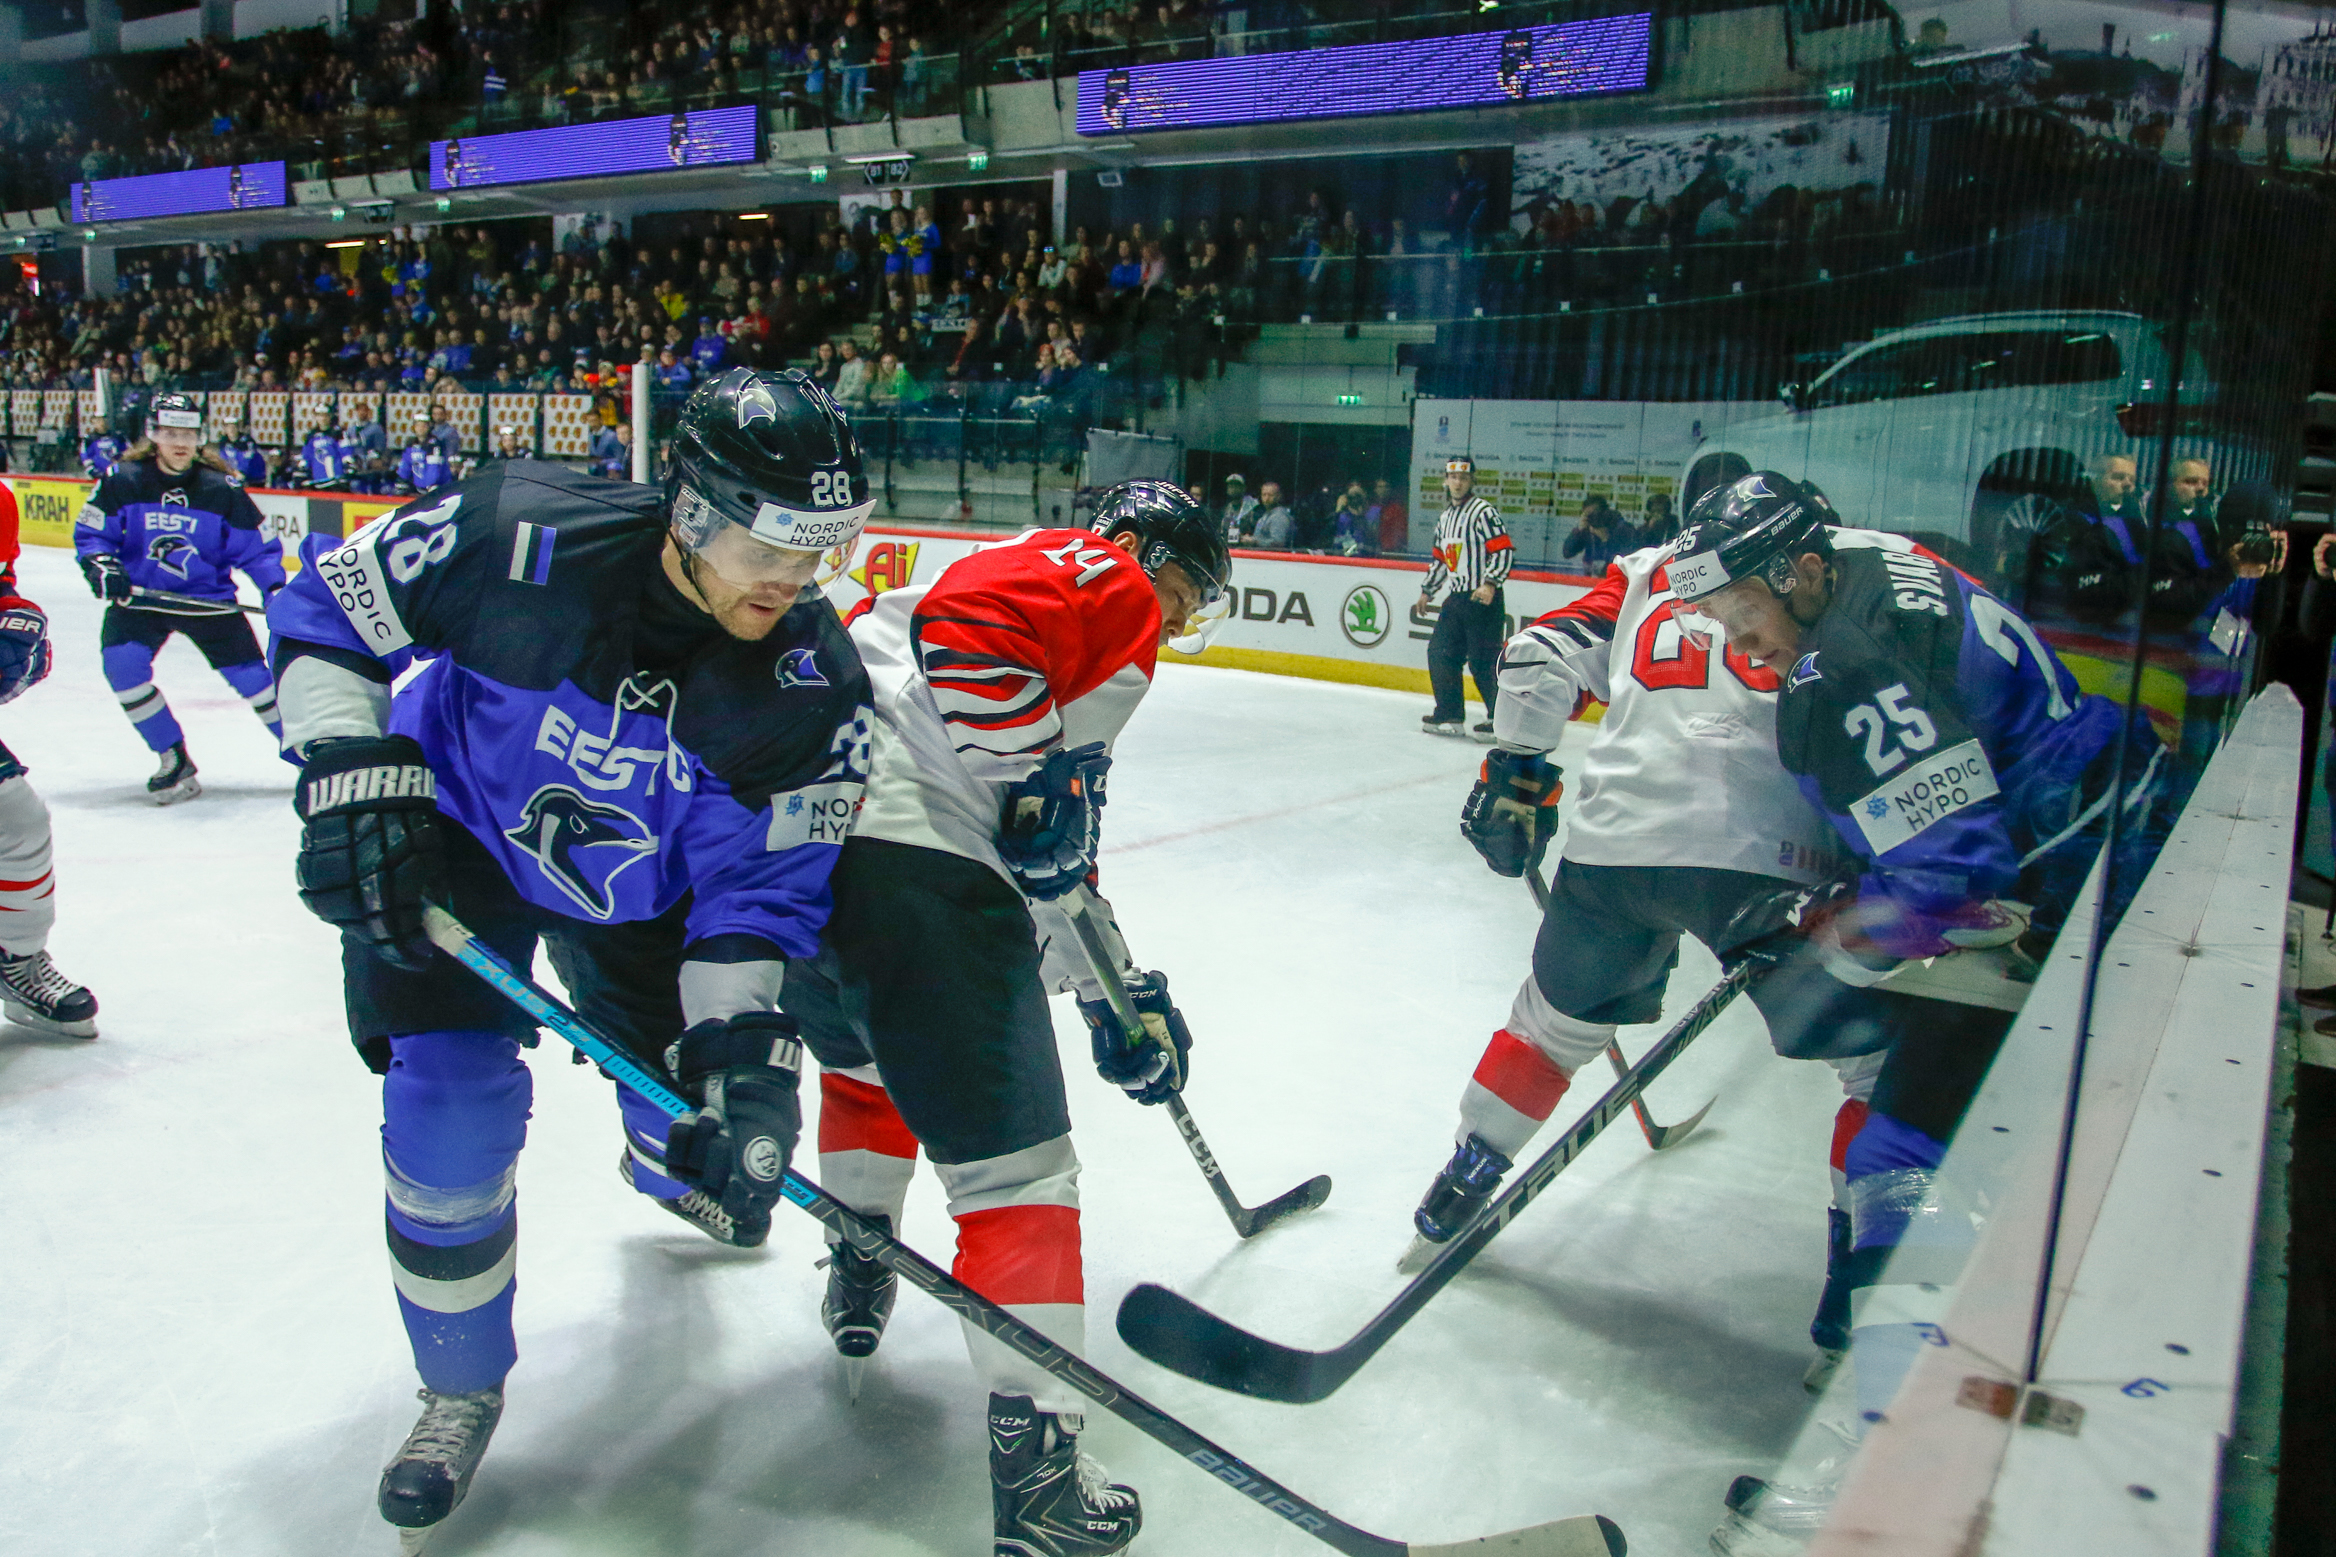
<box><xmin>1420</xmin><ymin>712</ymin><xmax>1465</xmax><ymax>737</ymax></box>
<box><xmin>1708</xmin><ymin>1418</ymin><xmax>1862</xmax><ymax>1555</ymax></box>
<box><xmin>1399</xmin><ymin>1134</ymin><xmax>1512</xmax><ymax>1272</ymax></box>
<box><xmin>1800</xmin><ymin>1347</ymin><xmax>1845</xmax><ymax>1395</ymax></box>
<box><xmin>818</xmin><ymin>1214</ymin><xmax>897</xmax><ymax>1403</ymax></box>
<box><xmin>990</xmin><ymin>1392</ymin><xmax>1142</xmax><ymax>1557</ymax></box>
<box><xmin>1471</xmin><ymin>720</ymin><xmax>1496</xmax><ymax>744</ymax></box>
<box><xmin>147</xmin><ymin>742</ymin><xmax>200</xmax><ymax>805</ymax></box>
<box><xmin>0</xmin><ymin>949</ymin><xmax>97</xmax><ymax>1038</ymax></box>
<box><xmin>618</xmin><ymin>1150</ymin><xmax>767</xmax><ymax>1247</ymax></box>
<box><xmin>378</xmin><ymin>1386</ymin><xmax>503</xmax><ymax>1549</ymax></box>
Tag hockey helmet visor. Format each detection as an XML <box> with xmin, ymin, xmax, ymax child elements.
<box><xmin>1663</xmin><ymin>471</ymin><xmax>1832</xmax><ymax>648</ymax></box>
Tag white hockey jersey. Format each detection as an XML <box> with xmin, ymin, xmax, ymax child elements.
<box><xmin>1493</xmin><ymin>545</ymin><xmax>1839</xmax><ymax>884</ymax></box>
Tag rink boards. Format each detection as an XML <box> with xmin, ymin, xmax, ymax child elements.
<box><xmin>0</xmin><ymin>472</ymin><xmax>2191</xmax><ymax>730</ymax></box>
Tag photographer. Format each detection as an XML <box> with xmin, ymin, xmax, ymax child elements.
<box><xmin>1560</xmin><ymin>495</ymin><xmax>1637</xmax><ymax>573</ymax></box>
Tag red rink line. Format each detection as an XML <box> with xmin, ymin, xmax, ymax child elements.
<box><xmin>1110</xmin><ymin>768</ymin><xmax>1455</xmax><ymax>855</ymax></box>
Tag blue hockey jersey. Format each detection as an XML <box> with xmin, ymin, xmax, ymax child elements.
<box><xmin>81</xmin><ymin>433</ymin><xmax>126</xmax><ymax>480</ymax></box>
<box><xmin>1772</xmin><ymin>532</ymin><xmax>2132</xmax><ymax>958</ymax></box>
<box><xmin>397</xmin><ymin>441</ymin><xmax>453</xmax><ymax>494</ymax></box>
<box><xmin>301</xmin><ymin>430</ymin><xmax>358</xmax><ymax>488</ymax></box>
<box><xmin>76</xmin><ymin>455</ymin><xmax>285</xmax><ymax>607</ymax></box>
<box><xmin>221</xmin><ymin>438</ymin><xmax>269</xmax><ymax>489</ymax></box>
<box><xmin>267</xmin><ymin>461</ymin><xmax>873</xmax><ymax>957</ymax></box>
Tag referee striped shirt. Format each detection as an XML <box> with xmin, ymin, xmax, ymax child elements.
<box><xmin>1422</xmin><ymin>493</ymin><xmax>1513</xmax><ymax>600</ymax></box>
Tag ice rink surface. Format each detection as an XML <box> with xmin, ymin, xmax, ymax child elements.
<box><xmin>0</xmin><ymin>545</ymin><xmax>1844</xmax><ymax>1557</ymax></box>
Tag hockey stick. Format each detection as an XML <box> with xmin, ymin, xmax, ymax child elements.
<box><xmin>1114</xmin><ymin>958</ymin><xmax>1768</xmax><ymax>1405</ymax></box>
<box><xmin>1525</xmin><ymin>866</ymin><xmax>1715</xmax><ymax>1151</ymax></box>
<box><xmin>128</xmin><ymin>586</ymin><xmax>266</xmax><ymax>615</ymax></box>
<box><xmin>417</xmin><ymin>904</ymin><xmax>1625</xmax><ymax>1557</ymax></box>
<box><xmin>1066</xmin><ymin>901</ymin><xmax>1332</xmax><ymax>1238</ymax></box>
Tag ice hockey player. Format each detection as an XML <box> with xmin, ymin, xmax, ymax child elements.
<box><xmin>1664</xmin><ymin>472</ymin><xmax>2171</xmax><ymax>1552</ymax></box>
<box><xmin>218</xmin><ymin>419</ymin><xmax>270</xmax><ymax>489</ymax></box>
<box><xmin>0</xmin><ymin>480</ymin><xmax>96</xmax><ymax>1037</ymax></box>
<box><xmin>291</xmin><ymin>412</ymin><xmax>360</xmax><ymax>490</ymax></box>
<box><xmin>80</xmin><ymin>414</ymin><xmax>129</xmax><ymax>481</ymax></box>
<box><xmin>487</xmin><ymin>422</ymin><xmax>529</xmax><ymax>465</ymax></box>
<box><xmin>263</xmin><ymin>367</ymin><xmax>875</xmax><ymax>1550</ymax></box>
<box><xmin>779</xmin><ymin>480</ymin><xmax>1229</xmax><ymax>1557</ymax></box>
<box><xmin>396</xmin><ymin>410</ymin><xmax>455</xmax><ymax>495</ymax></box>
<box><xmin>1418</xmin><ymin>455</ymin><xmax>1511</xmax><ymax>741</ymax></box>
<box><xmin>74</xmin><ymin>390</ymin><xmax>287</xmax><ymax>803</ymax></box>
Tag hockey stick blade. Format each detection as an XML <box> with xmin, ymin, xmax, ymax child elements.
<box><xmin>1070</xmin><ymin>903</ymin><xmax>1334</xmax><ymax>1239</ymax></box>
<box><xmin>420</xmin><ymin>905</ymin><xmax>1625</xmax><ymax>1557</ymax></box>
<box><xmin>129</xmin><ymin>585</ymin><xmax>266</xmax><ymax>615</ymax></box>
<box><xmin>1116</xmin><ymin>962</ymin><xmax>1763</xmax><ymax>1404</ymax></box>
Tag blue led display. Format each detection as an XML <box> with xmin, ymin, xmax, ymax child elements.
<box><xmin>430</xmin><ymin>105</ymin><xmax>760</xmax><ymax>191</ymax></box>
<box><xmin>71</xmin><ymin>162</ymin><xmax>288</xmax><ymax>224</ymax></box>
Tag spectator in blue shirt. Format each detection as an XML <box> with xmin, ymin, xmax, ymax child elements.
<box><xmin>1560</xmin><ymin>495</ymin><xmax>1638</xmax><ymax>572</ymax></box>
<box><xmin>654</xmin><ymin>348</ymin><xmax>694</xmax><ymax>392</ymax></box>
<box><xmin>589</xmin><ymin>423</ymin><xmax>630</xmax><ymax>480</ymax></box>
<box><xmin>690</xmin><ymin>319</ymin><xmax>729</xmax><ymax>376</ymax></box>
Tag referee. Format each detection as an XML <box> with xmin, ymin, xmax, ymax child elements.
<box><xmin>1418</xmin><ymin>456</ymin><xmax>1511</xmax><ymax>739</ymax></box>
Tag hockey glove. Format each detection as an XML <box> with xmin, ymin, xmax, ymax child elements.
<box><xmin>998</xmin><ymin>742</ymin><xmax>1111</xmax><ymax>902</ymax></box>
<box><xmin>79</xmin><ymin>553</ymin><xmax>132</xmax><ymax>604</ymax></box>
<box><xmin>0</xmin><ymin>604</ymin><xmax>52</xmax><ymax>705</ymax></box>
<box><xmin>293</xmin><ymin>735</ymin><xmax>445</xmax><ymax>972</ymax></box>
<box><xmin>1077</xmin><ymin>971</ymin><xmax>1193</xmax><ymax>1106</ymax></box>
<box><xmin>662</xmin><ymin>1012</ymin><xmax>805</xmax><ymax>1244</ymax></box>
<box><xmin>1460</xmin><ymin>749</ymin><xmax>1563</xmax><ymax>878</ymax></box>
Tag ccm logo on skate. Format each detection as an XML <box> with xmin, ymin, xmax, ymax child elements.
<box><xmin>304</xmin><ymin>764</ymin><xmax>435</xmax><ymax>811</ymax></box>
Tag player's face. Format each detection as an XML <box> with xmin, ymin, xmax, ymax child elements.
<box><xmin>152</xmin><ymin>426</ymin><xmax>201</xmax><ymax>473</ymax></box>
<box><xmin>1112</xmin><ymin>535</ymin><xmax>1206</xmax><ymax>647</ymax></box>
<box><xmin>1687</xmin><ymin>553</ymin><xmax>1829</xmax><ymax>666</ymax></box>
<box><xmin>666</xmin><ymin>527</ymin><xmax>822</xmax><ymax>639</ymax></box>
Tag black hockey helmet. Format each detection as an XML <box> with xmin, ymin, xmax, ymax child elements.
<box><xmin>1088</xmin><ymin>479</ymin><xmax>1230</xmax><ymax>607</ymax></box>
<box><xmin>148</xmin><ymin>391</ymin><xmax>203</xmax><ymax>436</ymax></box>
<box><xmin>665</xmin><ymin>368</ymin><xmax>871</xmax><ymax>576</ymax></box>
<box><xmin>1667</xmin><ymin>471</ymin><xmax>1835</xmax><ymax>606</ymax></box>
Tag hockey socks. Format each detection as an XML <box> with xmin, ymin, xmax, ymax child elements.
<box><xmin>1841</xmin><ymin>1110</ymin><xmax>1960</xmax><ymax>1425</ymax></box>
<box><xmin>382</xmin><ymin>1031</ymin><xmax>530</xmax><ymax>1395</ymax></box>
<box><xmin>102</xmin><ymin>642</ymin><xmax>183</xmax><ymax>753</ymax></box>
<box><xmin>218</xmin><ymin>658</ymin><xmax>284</xmax><ymax>741</ymax></box>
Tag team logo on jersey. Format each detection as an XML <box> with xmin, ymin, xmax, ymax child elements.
<box><xmin>505</xmin><ymin>784</ymin><xmax>658</xmax><ymax>919</ymax></box>
<box><xmin>1786</xmin><ymin>652</ymin><xmax>1822</xmax><ymax>690</ymax></box>
<box><xmin>160</xmin><ymin>489</ymin><xmax>189</xmax><ymax>507</ymax></box>
<box><xmin>1341</xmin><ymin>583</ymin><xmax>1392</xmax><ymax>648</ymax></box>
<box><xmin>776</xmin><ymin>647</ymin><xmax>828</xmax><ymax>689</ymax></box>
<box><xmin>146</xmin><ymin>535</ymin><xmax>196</xmax><ymax>580</ymax></box>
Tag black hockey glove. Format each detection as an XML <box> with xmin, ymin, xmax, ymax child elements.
<box><xmin>0</xmin><ymin>603</ymin><xmax>51</xmax><ymax>706</ymax></box>
<box><xmin>1460</xmin><ymin>749</ymin><xmax>1564</xmax><ymax>878</ymax></box>
<box><xmin>662</xmin><ymin>1012</ymin><xmax>804</xmax><ymax>1244</ymax></box>
<box><xmin>293</xmin><ymin>735</ymin><xmax>445</xmax><ymax>971</ymax></box>
<box><xmin>1077</xmin><ymin>971</ymin><xmax>1193</xmax><ymax>1106</ymax></box>
<box><xmin>79</xmin><ymin>553</ymin><xmax>132</xmax><ymax>604</ymax></box>
<box><xmin>998</xmin><ymin>741</ymin><xmax>1110</xmax><ymax>902</ymax></box>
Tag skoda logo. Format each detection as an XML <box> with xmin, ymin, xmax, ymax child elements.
<box><xmin>1341</xmin><ymin>584</ymin><xmax>1392</xmax><ymax>648</ymax></box>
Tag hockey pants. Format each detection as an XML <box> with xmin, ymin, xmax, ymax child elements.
<box><xmin>98</xmin><ymin>605</ymin><xmax>280</xmax><ymax>754</ymax></box>
<box><xmin>1426</xmin><ymin>590</ymin><xmax>1503</xmax><ymax>723</ymax></box>
<box><xmin>0</xmin><ymin>771</ymin><xmax>58</xmax><ymax>959</ymax></box>
<box><xmin>785</xmin><ymin>838</ymin><xmax>1087</xmax><ymax>1414</ymax></box>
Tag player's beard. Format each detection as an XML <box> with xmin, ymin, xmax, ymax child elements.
<box><xmin>692</xmin><ymin>565</ymin><xmax>800</xmax><ymax>640</ymax></box>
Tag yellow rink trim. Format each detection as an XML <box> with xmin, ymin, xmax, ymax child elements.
<box><xmin>1176</xmin><ymin>642</ymin><xmax>1607</xmax><ymax>723</ymax></box>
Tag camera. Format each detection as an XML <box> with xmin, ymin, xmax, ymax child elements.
<box><xmin>2235</xmin><ymin>523</ymin><xmax>2278</xmax><ymax>567</ymax></box>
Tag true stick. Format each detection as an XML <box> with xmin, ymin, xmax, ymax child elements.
<box><xmin>1115</xmin><ymin>957</ymin><xmax>1770</xmax><ymax>1405</ymax></box>
<box><xmin>1067</xmin><ymin>901</ymin><xmax>1333</xmax><ymax>1238</ymax></box>
<box><xmin>419</xmin><ymin>904</ymin><xmax>1625</xmax><ymax>1557</ymax></box>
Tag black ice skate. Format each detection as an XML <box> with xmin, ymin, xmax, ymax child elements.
<box><xmin>0</xmin><ymin>949</ymin><xmax>97</xmax><ymax>1038</ymax></box>
<box><xmin>990</xmin><ymin>1393</ymin><xmax>1142</xmax><ymax>1557</ymax></box>
<box><xmin>1399</xmin><ymin>1133</ymin><xmax>1512</xmax><ymax>1272</ymax></box>
<box><xmin>1420</xmin><ymin>713</ymin><xmax>1466</xmax><ymax>738</ymax></box>
<box><xmin>1471</xmin><ymin>720</ymin><xmax>1496</xmax><ymax>744</ymax></box>
<box><xmin>618</xmin><ymin>1149</ymin><xmax>768</xmax><ymax>1247</ymax></box>
<box><xmin>147</xmin><ymin>742</ymin><xmax>200</xmax><ymax>805</ymax></box>
<box><xmin>378</xmin><ymin>1385</ymin><xmax>503</xmax><ymax>1551</ymax></box>
<box><xmin>1707</xmin><ymin>1418</ymin><xmax>1862</xmax><ymax>1556</ymax></box>
<box><xmin>819</xmin><ymin>1214</ymin><xmax>897</xmax><ymax>1403</ymax></box>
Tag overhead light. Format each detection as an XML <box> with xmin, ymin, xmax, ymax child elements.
<box><xmin>325</xmin><ymin>239</ymin><xmax>365</xmax><ymax>249</ymax></box>
<box><xmin>329</xmin><ymin>204</ymin><xmax>347</xmax><ymax>221</ymax></box>
<box><xmin>808</xmin><ymin>165</ymin><xmax>828</xmax><ymax>184</ymax></box>
<box><xmin>81</xmin><ymin>230</ymin><xmax>96</xmax><ymax>242</ymax></box>
<box><xmin>737</xmin><ymin>211</ymin><xmax>770</xmax><ymax>221</ymax></box>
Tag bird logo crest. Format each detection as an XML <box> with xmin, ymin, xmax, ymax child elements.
<box><xmin>146</xmin><ymin>535</ymin><xmax>197</xmax><ymax>580</ymax></box>
<box><xmin>504</xmin><ymin>785</ymin><xmax>658</xmax><ymax>919</ymax></box>
<box><xmin>736</xmin><ymin>381</ymin><xmax>782</xmax><ymax>431</ymax></box>
<box><xmin>776</xmin><ymin>647</ymin><xmax>828</xmax><ymax>689</ymax></box>
<box><xmin>1786</xmin><ymin>652</ymin><xmax>1822</xmax><ymax>690</ymax></box>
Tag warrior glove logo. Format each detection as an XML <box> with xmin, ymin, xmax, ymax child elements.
<box><xmin>776</xmin><ymin>647</ymin><xmax>828</xmax><ymax>688</ymax></box>
<box><xmin>505</xmin><ymin>784</ymin><xmax>658</xmax><ymax>919</ymax></box>
<box><xmin>146</xmin><ymin>535</ymin><xmax>197</xmax><ymax>580</ymax></box>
